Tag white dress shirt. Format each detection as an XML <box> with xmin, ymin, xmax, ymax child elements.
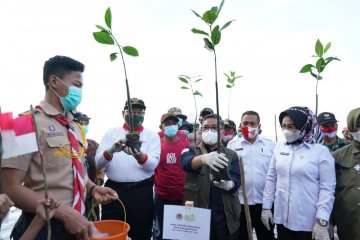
<box><xmin>95</xmin><ymin>126</ymin><xmax>160</xmax><ymax>182</ymax></box>
<box><xmin>262</xmin><ymin>141</ymin><xmax>336</xmax><ymax>231</ymax></box>
<box><xmin>227</xmin><ymin>136</ymin><xmax>275</xmax><ymax>204</ymax></box>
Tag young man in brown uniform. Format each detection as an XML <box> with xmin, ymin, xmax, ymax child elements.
<box><xmin>1</xmin><ymin>55</ymin><xmax>118</xmax><ymax>240</ymax></box>
<box><xmin>331</xmin><ymin>107</ymin><xmax>360</xmax><ymax>240</ymax></box>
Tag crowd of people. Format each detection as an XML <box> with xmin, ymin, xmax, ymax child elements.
<box><xmin>0</xmin><ymin>55</ymin><xmax>359</xmax><ymax>240</ymax></box>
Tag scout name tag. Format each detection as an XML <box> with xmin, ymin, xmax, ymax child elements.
<box><xmin>163</xmin><ymin>205</ymin><xmax>210</xmax><ymax>240</ymax></box>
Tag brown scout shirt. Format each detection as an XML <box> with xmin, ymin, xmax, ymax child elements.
<box><xmin>1</xmin><ymin>101</ymin><xmax>88</xmax><ymax>206</ymax></box>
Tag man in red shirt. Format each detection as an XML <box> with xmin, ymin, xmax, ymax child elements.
<box><xmin>154</xmin><ymin>113</ymin><xmax>191</xmax><ymax>240</ymax></box>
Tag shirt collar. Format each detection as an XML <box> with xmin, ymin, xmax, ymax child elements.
<box><xmin>122</xmin><ymin>122</ymin><xmax>144</xmax><ymax>133</ymax></box>
<box><xmin>240</xmin><ymin>136</ymin><xmax>262</xmax><ymax>144</ymax></box>
<box><xmin>39</xmin><ymin>101</ymin><xmax>74</xmax><ymax>120</ymax></box>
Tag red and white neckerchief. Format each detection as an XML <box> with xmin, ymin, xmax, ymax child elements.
<box><xmin>37</xmin><ymin>106</ymin><xmax>86</xmax><ymax>214</ymax></box>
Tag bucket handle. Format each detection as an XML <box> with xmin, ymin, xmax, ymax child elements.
<box><xmin>88</xmin><ymin>198</ymin><xmax>127</xmax><ymax>223</ymax></box>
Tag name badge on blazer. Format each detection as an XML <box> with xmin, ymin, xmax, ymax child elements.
<box><xmin>280</xmin><ymin>152</ymin><xmax>289</xmax><ymax>156</ymax></box>
<box><xmin>235</xmin><ymin>148</ymin><xmax>243</xmax><ymax>151</ymax></box>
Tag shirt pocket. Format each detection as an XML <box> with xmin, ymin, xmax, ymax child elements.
<box><xmin>43</xmin><ymin>134</ymin><xmax>71</xmax><ymax>167</ymax></box>
<box><xmin>260</xmin><ymin>147</ymin><xmax>273</xmax><ymax>158</ymax></box>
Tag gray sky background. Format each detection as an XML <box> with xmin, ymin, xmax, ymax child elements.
<box><xmin>0</xmin><ymin>0</ymin><xmax>359</xmax><ymax>141</ymax></box>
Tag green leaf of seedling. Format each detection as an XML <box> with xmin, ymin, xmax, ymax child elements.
<box><xmin>218</xmin><ymin>0</ymin><xmax>225</xmax><ymax>15</ymax></box>
<box><xmin>110</xmin><ymin>52</ymin><xmax>117</xmax><ymax>61</ymax></box>
<box><xmin>324</xmin><ymin>42</ymin><xmax>331</xmax><ymax>54</ymax></box>
<box><xmin>194</xmin><ymin>78</ymin><xmax>202</xmax><ymax>83</ymax></box>
<box><xmin>93</xmin><ymin>31</ymin><xmax>114</xmax><ymax>45</ymax></box>
<box><xmin>230</xmin><ymin>71</ymin><xmax>235</xmax><ymax>77</ymax></box>
<box><xmin>181</xmin><ymin>86</ymin><xmax>189</xmax><ymax>89</ymax></box>
<box><xmin>105</xmin><ymin>7</ymin><xmax>112</xmax><ymax>29</ymax></box>
<box><xmin>315</xmin><ymin>39</ymin><xmax>323</xmax><ymax>58</ymax></box>
<box><xmin>316</xmin><ymin>58</ymin><xmax>325</xmax><ymax>73</ymax></box>
<box><xmin>191</xmin><ymin>28</ymin><xmax>209</xmax><ymax>36</ymax></box>
<box><xmin>202</xmin><ymin>9</ymin><xmax>218</xmax><ymax>24</ymax></box>
<box><xmin>96</xmin><ymin>25</ymin><xmax>108</xmax><ymax>32</ymax></box>
<box><xmin>211</xmin><ymin>25</ymin><xmax>221</xmax><ymax>45</ymax></box>
<box><xmin>179</xmin><ymin>76</ymin><xmax>189</xmax><ymax>84</ymax></box>
<box><xmin>193</xmin><ymin>90</ymin><xmax>203</xmax><ymax>97</ymax></box>
<box><xmin>299</xmin><ymin>64</ymin><xmax>314</xmax><ymax>73</ymax></box>
<box><xmin>235</xmin><ymin>76</ymin><xmax>242</xmax><ymax>79</ymax></box>
<box><xmin>226</xmin><ymin>84</ymin><xmax>232</xmax><ymax>88</ymax></box>
<box><xmin>204</xmin><ymin>38</ymin><xmax>214</xmax><ymax>50</ymax></box>
<box><xmin>224</xmin><ymin>73</ymin><xmax>230</xmax><ymax>79</ymax></box>
<box><xmin>317</xmin><ymin>76</ymin><xmax>323</xmax><ymax>80</ymax></box>
<box><xmin>122</xmin><ymin>46</ymin><xmax>139</xmax><ymax>57</ymax></box>
<box><xmin>228</xmin><ymin>78</ymin><xmax>235</xmax><ymax>84</ymax></box>
<box><xmin>191</xmin><ymin>10</ymin><xmax>202</xmax><ymax>18</ymax></box>
<box><xmin>324</xmin><ymin>56</ymin><xmax>340</xmax><ymax>68</ymax></box>
<box><xmin>220</xmin><ymin>20</ymin><xmax>235</xmax><ymax>31</ymax></box>
<box><xmin>310</xmin><ymin>70</ymin><xmax>318</xmax><ymax>79</ymax></box>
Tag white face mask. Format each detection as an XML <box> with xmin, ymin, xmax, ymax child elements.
<box><xmin>202</xmin><ymin>130</ymin><xmax>218</xmax><ymax>145</ymax></box>
<box><xmin>282</xmin><ymin>129</ymin><xmax>301</xmax><ymax>143</ymax></box>
<box><xmin>350</xmin><ymin>131</ymin><xmax>360</xmax><ymax>142</ymax></box>
<box><xmin>321</xmin><ymin>130</ymin><xmax>337</xmax><ymax>139</ymax></box>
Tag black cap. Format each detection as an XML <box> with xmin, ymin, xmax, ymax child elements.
<box><xmin>124</xmin><ymin>98</ymin><xmax>146</xmax><ymax>110</ymax></box>
<box><xmin>224</xmin><ymin>119</ymin><xmax>236</xmax><ymax>130</ymax></box>
<box><xmin>179</xmin><ymin>120</ymin><xmax>194</xmax><ymax>132</ymax></box>
<box><xmin>200</xmin><ymin>107</ymin><xmax>213</xmax><ymax>117</ymax></box>
<box><xmin>160</xmin><ymin>113</ymin><xmax>179</xmax><ymax>124</ymax></box>
<box><xmin>317</xmin><ymin>112</ymin><xmax>338</xmax><ymax>125</ymax></box>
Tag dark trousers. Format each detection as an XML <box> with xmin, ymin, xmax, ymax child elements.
<box><xmin>239</xmin><ymin>204</ymin><xmax>275</xmax><ymax>240</ymax></box>
<box><xmin>11</xmin><ymin>211</ymin><xmax>75</xmax><ymax>240</ymax></box>
<box><xmin>277</xmin><ymin>224</ymin><xmax>312</xmax><ymax>240</ymax></box>
<box><xmin>102</xmin><ymin>177</ymin><xmax>154</xmax><ymax>240</ymax></box>
<box><xmin>154</xmin><ymin>194</ymin><xmax>183</xmax><ymax>240</ymax></box>
<box><xmin>211</xmin><ymin>225</ymin><xmax>239</xmax><ymax>240</ymax></box>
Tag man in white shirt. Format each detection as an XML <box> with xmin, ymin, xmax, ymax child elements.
<box><xmin>95</xmin><ymin>98</ymin><xmax>160</xmax><ymax>240</ymax></box>
<box><xmin>227</xmin><ymin>111</ymin><xmax>276</xmax><ymax>240</ymax></box>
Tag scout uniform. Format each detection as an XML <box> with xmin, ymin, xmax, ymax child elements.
<box><xmin>323</xmin><ymin>136</ymin><xmax>349</xmax><ymax>152</ymax></box>
<box><xmin>1</xmin><ymin>100</ymin><xmax>88</xmax><ymax>239</ymax></box>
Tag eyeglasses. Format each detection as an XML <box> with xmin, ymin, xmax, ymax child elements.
<box><xmin>281</xmin><ymin>124</ymin><xmax>297</xmax><ymax>130</ymax></box>
<box><xmin>202</xmin><ymin>126</ymin><xmax>218</xmax><ymax>132</ymax></box>
<box><xmin>124</xmin><ymin>110</ymin><xmax>145</xmax><ymax>116</ymax></box>
<box><xmin>241</xmin><ymin>121</ymin><xmax>258</xmax><ymax>127</ymax></box>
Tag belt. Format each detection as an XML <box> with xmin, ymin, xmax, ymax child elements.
<box><xmin>107</xmin><ymin>176</ymin><xmax>154</xmax><ymax>190</ymax></box>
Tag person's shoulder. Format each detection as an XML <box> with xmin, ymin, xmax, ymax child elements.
<box><xmin>227</xmin><ymin>138</ymin><xmax>241</xmax><ymax>148</ymax></box>
<box><xmin>259</xmin><ymin>137</ymin><xmax>275</xmax><ymax>146</ymax></box>
<box><xmin>332</xmin><ymin>144</ymin><xmax>352</xmax><ymax>158</ymax></box>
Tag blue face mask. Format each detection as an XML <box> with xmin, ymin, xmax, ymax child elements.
<box><xmin>84</xmin><ymin>125</ymin><xmax>89</xmax><ymax>135</ymax></box>
<box><xmin>178</xmin><ymin>118</ymin><xmax>183</xmax><ymax>127</ymax></box>
<box><xmin>181</xmin><ymin>130</ymin><xmax>190</xmax><ymax>136</ymax></box>
<box><xmin>164</xmin><ymin>125</ymin><xmax>178</xmax><ymax>137</ymax></box>
<box><xmin>237</xmin><ymin>131</ymin><xmax>242</xmax><ymax>138</ymax></box>
<box><xmin>54</xmin><ymin>77</ymin><xmax>83</xmax><ymax>111</ymax></box>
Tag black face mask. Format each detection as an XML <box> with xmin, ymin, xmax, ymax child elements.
<box><xmin>125</xmin><ymin>115</ymin><xmax>144</xmax><ymax>129</ymax></box>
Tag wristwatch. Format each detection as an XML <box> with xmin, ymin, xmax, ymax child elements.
<box><xmin>317</xmin><ymin>218</ymin><xmax>328</xmax><ymax>227</ymax></box>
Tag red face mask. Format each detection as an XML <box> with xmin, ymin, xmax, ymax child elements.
<box><xmin>320</xmin><ymin>127</ymin><xmax>337</xmax><ymax>133</ymax></box>
<box><xmin>241</xmin><ymin>127</ymin><xmax>258</xmax><ymax>139</ymax></box>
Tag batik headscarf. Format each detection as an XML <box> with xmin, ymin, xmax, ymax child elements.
<box><xmin>347</xmin><ymin>107</ymin><xmax>360</xmax><ymax>149</ymax></box>
<box><xmin>303</xmin><ymin>107</ymin><xmax>322</xmax><ymax>144</ymax></box>
<box><xmin>279</xmin><ymin>106</ymin><xmax>313</xmax><ymax>144</ymax></box>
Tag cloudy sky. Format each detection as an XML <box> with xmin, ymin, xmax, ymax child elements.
<box><xmin>0</xmin><ymin>0</ymin><xmax>359</xmax><ymax>141</ymax></box>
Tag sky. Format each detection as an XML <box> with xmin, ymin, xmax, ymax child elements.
<box><xmin>0</xmin><ymin>0</ymin><xmax>359</xmax><ymax>142</ymax></box>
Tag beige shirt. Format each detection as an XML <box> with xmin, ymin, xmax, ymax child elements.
<box><xmin>1</xmin><ymin>101</ymin><xmax>88</xmax><ymax>206</ymax></box>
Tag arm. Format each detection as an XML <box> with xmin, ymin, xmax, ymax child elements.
<box><xmin>316</xmin><ymin>147</ymin><xmax>336</xmax><ymax>221</ymax></box>
<box><xmin>135</xmin><ymin>132</ymin><xmax>160</xmax><ymax>172</ymax></box>
<box><xmin>95</xmin><ymin>129</ymin><xmax>115</xmax><ymax>169</ymax></box>
<box><xmin>228</xmin><ymin>154</ymin><xmax>241</xmax><ymax>195</ymax></box>
<box><xmin>2</xmin><ymin>168</ymin><xmax>42</xmax><ymax>213</ymax></box>
<box><xmin>262</xmin><ymin>146</ymin><xmax>278</xmax><ymax>209</ymax></box>
<box><xmin>180</xmin><ymin>148</ymin><xmax>202</xmax><ymax>173</ymax></box>
<box><xmin>19</xmin><ymin>197</ymin><xmax>60</xmax><ymax>240</ymax></box>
